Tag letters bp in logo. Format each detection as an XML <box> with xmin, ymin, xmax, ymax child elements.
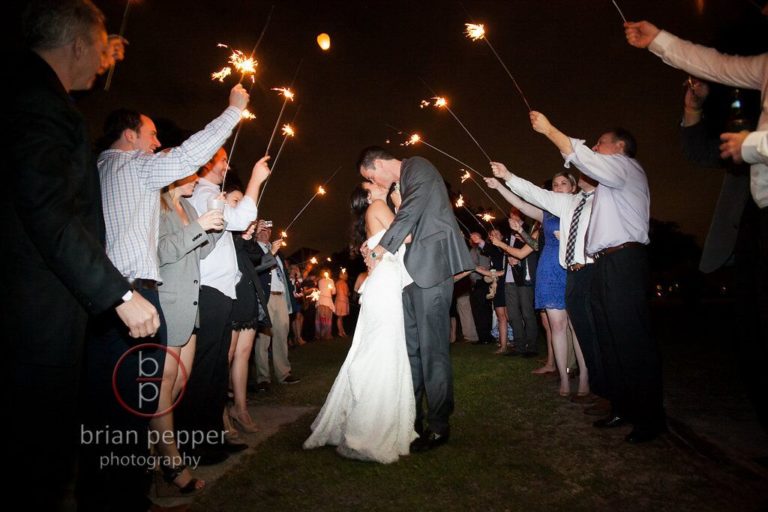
<box><xmin>112</xmin><ymin>343</ymin><xmax>188</xmax><ymax>418</ymax></box>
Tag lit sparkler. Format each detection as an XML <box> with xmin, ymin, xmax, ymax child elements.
<box><xmin>310</xmin><ymin>257</ymin><xmax>318</xmax><ymax>265</ymax></box>
<box><xmin>402</xmin><ymin>132</ymin><xmax>483</xmax><ymax>178</ymax></box>
<box><xmin>454</xmin><ymin>195</ymin><xmax>488</xmax><ymax>235</ymax></box>
<box><xmin>264</xmin><ymin>87</ymin><xmax>296</xmax><ymax>157</ymax></box>
<box><xmin>309</xmin><ymin>289</ymin><xmax>320</xmax><ymax>302</ymax></box>
<box><xmin>480</xmin><ymin>213</ymin><xmax>496</xmax><ymax>223</ymax></box>
<box><xmin>459</xmin><ymin>169</ymin><xmax>507</xmax><ymax>216</ymax></box>
<box><xmin>211</xmin><ymin>44</ymin><xmax>259</xmax><ymax>83</ymax></box>
<box><xmin>283</xmin><ymin>184</ymin><xmax>330</xmax><ymax>234</ymax></box>
<box><xmin>241</xmin><ymin>109</ymin><xmax>256</xmax><ymax>120</ymax></box>
<box><xmin>464</xmin><ymin>23</ymin><xmax>532</xmax><ymax>112</ymax></box>
<box><xmin>422</xmin><ymin>95</ymin><xmax>492</xmax><ymax>162</ymax></box>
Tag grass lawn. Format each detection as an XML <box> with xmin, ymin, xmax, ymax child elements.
<box><xmin>193</xmin><ymin>338</ymin><xmax>766</xmax><ymax>512</ymax></box>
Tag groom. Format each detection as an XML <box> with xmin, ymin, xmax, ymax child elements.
<box><xmin>358</xmin><ymin>146</ymin><xmax>474</xmax><ymax>451</ymax></box>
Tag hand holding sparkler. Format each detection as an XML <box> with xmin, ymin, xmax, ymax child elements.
<box><xmin>484</xmin><ymin>177</ymin><xmax>502</xmax><ymax>190</ymax></box>
<box><xmin>623</xmin><ymin>21</ymin><xmax>661</xmax><ymax>49</ymax></box>
<box><xmin>529</xmin><ymin>111</ymin><xmax>553</xmax><ymax>136</ymax></box>
<box><xmin>229</xmin><ymin>84</ymin><xmax>250</xmax><ymax>111</ymax></box>
<box><xmin>489</xmin><ymin>162</ymin><xmax>513</xmax><ymax>182</ymax></box>
<box><xmin>234</xmin><ymin>155</ymin><xmax>271</xmax><ymax>202</ymax></box>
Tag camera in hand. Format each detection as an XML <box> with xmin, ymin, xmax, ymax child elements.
<box><xmin>263</xmin><ymin>220</ymin><xmax>273</xmax><ymax>228</ymax></box>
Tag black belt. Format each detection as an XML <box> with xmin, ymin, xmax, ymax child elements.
<box><xmin>131</xmin><ymin>278</ymin><xmax>158</xmax><ymax>290</ymax></box>
<box><xmin>592</xmin><ymin>242</ymin><xmax>644</xmax><ymax>260</ymax></box>
<box><xmin>567</xmin><ymin>263</ymin><xmax>589</xmax><ymax>272</ymax></box>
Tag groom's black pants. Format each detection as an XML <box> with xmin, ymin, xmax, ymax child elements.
<box><xmin>403</xmin><ymin>276</ymin><xmax>454</xmax><ymax>435</ymax></box>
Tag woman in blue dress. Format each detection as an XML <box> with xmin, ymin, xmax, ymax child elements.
<box><xmin>488</xmin><ymin>172</ymin><xmax>579</xmax><ymax>397</ymax></box>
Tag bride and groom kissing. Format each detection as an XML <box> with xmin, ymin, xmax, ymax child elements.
<box><xmin>303</xmin><ymin>146</ymin><xmax>474</xmax><ymax>463</ymax></box>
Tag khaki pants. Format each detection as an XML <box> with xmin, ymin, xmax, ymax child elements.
<box><xmin>255</xmin><ymin>293</ymin><xmax>291</xmax><ymax>383</ymax></box>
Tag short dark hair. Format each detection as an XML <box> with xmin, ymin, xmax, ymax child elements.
<box><xmin>98</xmin><ymin>108</ymin><xmax>143</xmax><ymax>151</ymax></box>
<box><xmin>22</xmin><ymin>0</ymin><xmax>105</xmax><ymax>50</ymax></box>
<box><xmin>356</xmin><ymin>146</ymin><xmax>396</xmax><ymax>172</ymax></box>
<box><xmin>610</xmin><ymin>128</ymin><xmax>637</xmax><ymax>158</ymax></box>
<box><xmin>223</xmin><ymin>171</ymin><xmax>244</xmax><ymax>195</ymax></box>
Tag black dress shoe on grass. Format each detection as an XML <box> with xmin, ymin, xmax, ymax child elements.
<box><xmin>411</xmin><ymin>429</ymin><xmax>450</xmax><ymax>452</ymax></box>
<box><xmin>593</xmin><ymin>415</ymin><xmax>627</xmax><ymax>429</ymax></box>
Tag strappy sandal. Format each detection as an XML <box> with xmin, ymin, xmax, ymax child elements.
<box><xmin>159</xmin><ymin>463</ymin><xmax>204</xmax><ymax>495</ymax></box>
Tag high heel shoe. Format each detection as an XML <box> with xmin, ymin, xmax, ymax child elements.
<box><xmin>157</xmin><ymin>463</ymin><xmax>204</xmax><ymax>496</ymax></box>
<box><xmin>229</xmin><ymin>408</ymin><xmax>259</xmax><ymax>433</ymax></box>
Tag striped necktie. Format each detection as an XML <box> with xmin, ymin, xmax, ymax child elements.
<box><xmin>565</xmin><ymin>191</ymin><xmax>593</xmax><ymax>265</ymax></box>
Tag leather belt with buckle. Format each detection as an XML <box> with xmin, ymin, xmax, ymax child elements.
<box><xmin>270</xmin><ymin>291</ymin><xmax>284</xmax><ymax>295</ymax></box>
<box><xmin>592</xmin><ymin>241</ymin><xmax>644</xmax><ymax>260</ymax></box>
<box><xmin>131</xmin><ymin>278</ymin><xmax>158</xmax><ymax>290</ymax></box>
<box><xmin>567</xmin><ymin>263</ymin><xmax>587</xmax><ymax>272</ymax></box>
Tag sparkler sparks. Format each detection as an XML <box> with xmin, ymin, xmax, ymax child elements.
<box><xmin>317</xmin><ymin>186</ymin><xmax>326</xmax><ymax>195</ymax></box>
<box><xmin>211</xmin><ymin>67</ymin><xmax>232</xmax><ymax>82</ymax></box>
<box><xmin>454</xmin><ymin>195</ymin><xmax>488</xmax><ymax>234</ymax></box>
<box><xmin>464</xmin><ymin>23</ymin><xmax>485</xmax><ymax>41</ymax></box>
<box><xmin>309</xmin><ymin>289</ymin><xmax>320</xmax><ymax>302</ymax></box>
<box><xmin>272</xmin><ymin>87</ymin><xmax>295</xmax><ymax>101</ymax></box>
<box><xmin>480</xmin><ymin>213</ymin><xmax>496</xmax><ymax>222</ymax></box>
<box><xmin>421</xmin><ymin>94</ymin><xmax>492</xmax><ymax>162</ymax></box>
<box><xmin>241</xmin><ymin>109</ymin><xmax>256</xmax><ymax>120</ymax></box>
<box><xmin>463</xmin><ymin>23</ymin><xmax>532</xmax><ymax>112</ymax></box>
<box><xmin>281</xmin><ymin>231</ymin><xmax>288</xmax><ymax>239</ymax></box>
<box><xmin>264</xmin><ymin>87</ymin><xmax>297</xmax><ymax>157</ymax></box>
<box><xmin>460</xmin><ymin>170</ymin><xmax>471</xmax><ymax>183</ymax></box>
<box><xmin>211</xmin><ymin>44</ymin><xmax>258</xmax><ymax>84</ymax></box>
<box><xmin>310</xmin><ymin>257</ymin><xmax>318</xmax><ymax>265</ymax></box>
<box><xmin>281</xmin><ymin>124</ymin><xmax>295</xmax><ymax>137</ymax></box>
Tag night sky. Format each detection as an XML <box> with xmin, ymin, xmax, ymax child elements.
<box><xmin>66</xmin><ymin>0</ymin><xmax>767</xmax><ymax>255</ymax></box>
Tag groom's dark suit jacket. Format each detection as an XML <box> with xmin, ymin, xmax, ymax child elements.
<box><xmin>379</xmin><ymin>156</ymin><xmax>474</xmax><ymax>287</ymax></box>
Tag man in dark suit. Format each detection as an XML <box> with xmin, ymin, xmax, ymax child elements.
<box><xmin>3</xmin><ymin>1</ymin><xmax>159</xmax><ymax>508</ymax></box>
<box><xmin>358</xmin><ymin>146</ymin><xmax>474</xmax><ymax>451</ymax></box>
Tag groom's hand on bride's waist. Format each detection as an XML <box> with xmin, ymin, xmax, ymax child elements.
<box><xmin>364</xmin><ymin>244</ymin><xmax>386</xmax><ymax>271</ymax></box>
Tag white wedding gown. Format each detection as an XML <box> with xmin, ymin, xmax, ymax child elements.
<box><xmin>303</xmin><ymin>230</ymin><xmax>417</xmax><ymax>463</ymax></box>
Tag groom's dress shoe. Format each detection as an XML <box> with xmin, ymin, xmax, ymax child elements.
<box><xmin>592</xmin><ymin>415</ymin><xmax>627</xmax><ymax>429</ymax></box>
<box><xmin>411</xmin><ymin>429</ymin><xmax>450</xmax><ymax>453</ymax></box>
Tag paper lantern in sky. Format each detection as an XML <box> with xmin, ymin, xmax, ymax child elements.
<box><xmin>316</xmin><ymin>33</ymin><xmax>331</xmax><ymax>51</ymax></box>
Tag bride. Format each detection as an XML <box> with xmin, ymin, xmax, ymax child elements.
<box><xmin>303</xmin><ymin>182</ymin><xmax>417</xmax><ymax>463</ymax></box>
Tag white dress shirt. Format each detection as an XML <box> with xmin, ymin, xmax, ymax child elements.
<box><xmin>99</xmin><ymin>106</ymin><xmax>241</xmax><ymax>281</ymax></box>
<box><xmin>649</xmin><ymin>30</ymin><xmax>768</xmax><ymax>208</ymax></box>
<box><xmin>504</xmin><ymin>175</ymin><xmax>595</xmax><ymax>268</ymax></box>
<box><xmin>257</xmin><ymin>241</ymin><xmax>286</xmax><ymax>293</ymax></box>
<box><xmin>563</xmin><ymin>139</ymin><xmax>650</xmax><ymax>256</ymax></box>
<box><xmin>189</xmin><ymin>177</ymin><xmax>258</xmax><ymax>298</ymax></box>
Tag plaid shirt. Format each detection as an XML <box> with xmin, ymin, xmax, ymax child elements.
<box><xmin>99</xmin><ymin>106</ymin><xmax>240</xmax><ymax>282</ymax></box>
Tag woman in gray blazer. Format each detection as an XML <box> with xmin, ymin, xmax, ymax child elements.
<box><xmin>151</xmin><ymin>174</ymin><xmax>223</xmax><ymax>493</ymax></box>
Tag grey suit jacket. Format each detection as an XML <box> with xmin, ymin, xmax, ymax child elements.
<box><xmin>682</xmin><ymin>122</ymin><xmax>750</xmax><ymax>273</ymax></box>
<box><xmin>157</xmin><ymin>198</ymin><xmax>219</xmax><ymax>346</ymax></box>
<box><xmin>379</xmin><ymin>156</ymin><xmax>474</xmax><ymax>288</ymax></box>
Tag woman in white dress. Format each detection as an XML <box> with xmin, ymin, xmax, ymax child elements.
<box><xmin>303</xmin><ymin>182</ymin><xmax>417</xmax><ymax>463</ymax></box>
